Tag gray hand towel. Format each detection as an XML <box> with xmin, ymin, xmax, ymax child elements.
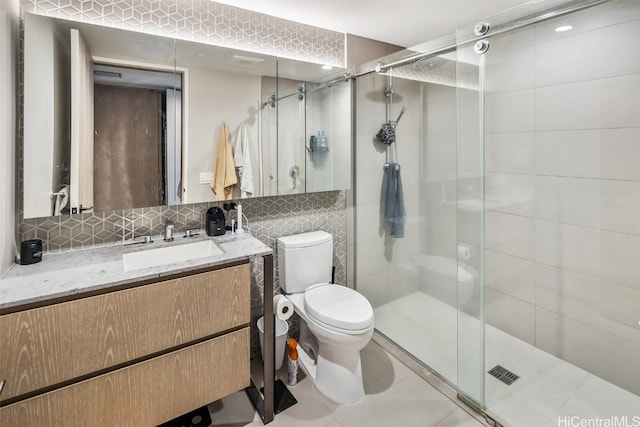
<box><xmin>384</xmin><ymin>163</ymin><xmax>405</xmax><ymax>238</ymax></box>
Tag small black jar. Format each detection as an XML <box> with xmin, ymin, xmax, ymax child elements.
<box><xmin>20</xmin><ymin>239</ymin><xmax>43</xmax><ymax>265</ymax></box>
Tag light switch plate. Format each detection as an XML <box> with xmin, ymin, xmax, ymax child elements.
<box><xmin>199</xmin><ymin>172</ymin><xmax>212</xmax><ymax>184</ymax></box>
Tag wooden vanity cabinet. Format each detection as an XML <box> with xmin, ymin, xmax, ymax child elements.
<box><xmin>0</xmin><ymin>262</ymin><xmax>251</xmax><ymax>426</ymax></box>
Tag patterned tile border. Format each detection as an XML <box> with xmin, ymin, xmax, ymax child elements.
<box><xmin>21</xmin><ymin>0</ymin><xmax>345</xmax><ymax>67</ymax></box>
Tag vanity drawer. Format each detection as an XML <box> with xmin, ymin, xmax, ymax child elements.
<box><xmin>0</xmin><ymin>327</ymin><xmax>250</xmax><ymax>427</ymax></box>
<box><xmin>0</xmin><ymin>263</ymin><xmax>250</xmax><ymax>402</ymax></box>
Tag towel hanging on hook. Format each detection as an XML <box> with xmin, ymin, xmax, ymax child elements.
<box><xmin>383</xmin><ymin>162</ymin><xmax>400</xmax><ymax>172</ymax></box>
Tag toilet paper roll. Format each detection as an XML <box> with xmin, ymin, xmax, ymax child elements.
<box><xmin>457</xmin><ymin>244</ymin><xmax>475</xmax><ymax>261</ymax></box>
<box><xmin>273</xmin><ymin>294</ymin><xmax>293</xmax><ymax>320</ymax></box>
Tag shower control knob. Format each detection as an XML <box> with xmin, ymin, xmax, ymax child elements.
<box><xmin>474</xmin><ymin>22</ymin><xmax>491</xmax><ymax>36</ymax></box>
<box><xmin>474</xmin><ymin>39</ymin><xmax>490</xmax><ymax>54</ymax></box>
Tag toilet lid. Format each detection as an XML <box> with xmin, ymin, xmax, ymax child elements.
<box><xmin>304</xmin><ymin>283</ymin><xmax>374</xmax><ymax>331</ymax></box>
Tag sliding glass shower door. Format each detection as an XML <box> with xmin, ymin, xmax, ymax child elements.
<box><xmin>458</xmin><ymin>0</ymin><xmax>640</xmax><ymax>425</ymax></box>
<box><xmin>455</xmin><ymin>34</ymin><xmax>486</xmax><ymax>408</ymax></box>
<box><xmin>355</xmin><ymin>48</ymin><xmax>463</xmax><ymax>389</ymax></box>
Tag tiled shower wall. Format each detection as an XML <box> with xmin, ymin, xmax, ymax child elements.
<box><xmin>484</xmin><ymin>1</ymin><xmax>640</xmax><ymax>395</ymax></box>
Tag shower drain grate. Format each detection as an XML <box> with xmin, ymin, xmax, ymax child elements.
<box><xmin>488</xmin><ymin>365</ymin><xmax>520</xmax><ymax>385</ymax></box>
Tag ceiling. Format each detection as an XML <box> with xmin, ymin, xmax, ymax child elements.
<box><xmin>213</xmin><ymin>0</ymin><xmax>526</xmax><ymax>48</ymax></box>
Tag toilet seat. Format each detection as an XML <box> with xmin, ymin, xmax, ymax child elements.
<box><xmin>304</xmin><ymin>283</ymin><xmax>374</xmax><ymax>333</ymax></box>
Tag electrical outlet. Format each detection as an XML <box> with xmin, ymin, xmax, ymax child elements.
<box><xmin>199</xmin><ymin>172</ymin><xmax>212</xmax><ymax>184</ymax></box>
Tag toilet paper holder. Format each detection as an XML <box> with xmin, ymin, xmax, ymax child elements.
<box><xmin>245</xmin><ymin>255</ymin><xmax>297</xmax><ymax>423</ymax></box>
<box><xmin>273</xmin><ymin>294</ymin><xmax>293</xmax><ymax>321</ymax></box>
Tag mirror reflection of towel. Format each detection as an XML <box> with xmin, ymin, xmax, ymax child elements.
<box><xmin>233</xmin><ymin>125</ymin><xmax>255</xmax><ymax>198</ymax></box>
<box><xmin>384</xmin><ymin>163</ymin><xmax>405</xmax><ymax>238</ymax></box>
<box><xmin>53</xmin><ymin>185</ymin><xmax>70</xmax><ymax>216</ymax></box>
<box><xmin>211</xmin><ymin>122</ymin><xmax>237</xmax><ymax>200</ymax></box>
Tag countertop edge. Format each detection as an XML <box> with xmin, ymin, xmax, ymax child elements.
<box><xmin>0</xmin><ymin>233</ymin><xmax>272</xmax><ymax>312</ymax></box>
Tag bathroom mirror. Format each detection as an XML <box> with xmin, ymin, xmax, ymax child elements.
<box><xmin>22</xmin><ymin>13</ymin><xmax>351</xmax><ymax>219</ymax></box>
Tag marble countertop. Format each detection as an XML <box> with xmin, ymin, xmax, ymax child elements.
<box><xmin>0</xmin><ymin>231</ymin><xmax>272</xmax><ymax>311</ymax></box>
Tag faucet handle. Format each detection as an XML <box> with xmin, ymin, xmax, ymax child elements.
<box><xmin>164</xmin><ymin>220</ymin><xmax>175</xmax><ymax>242</ymax></box>
<box><xmin>183</xmin><ymin>229</ymin><xmax>200</xmax><ymax>238</ymax></box>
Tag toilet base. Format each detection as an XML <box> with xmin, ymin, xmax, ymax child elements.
<box><xmin>297</xmin><ymin>340</ymin><xmax>365</xmax><ymax>405</ymax></box>
<box><xmin>296</xmin><ymin>321</ymin><xmax>368</xmax><ymax>405</ymax></box>
<box><xmin>316</xmin><ymin>344</ymin><xmax>365</xmax><ymax>404</ymax></box>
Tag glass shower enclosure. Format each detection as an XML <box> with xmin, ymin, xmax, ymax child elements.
<box><xmin>355</xmin><ymin>0</ymin><xmax>640</xmax><ymax>425</ymax></box>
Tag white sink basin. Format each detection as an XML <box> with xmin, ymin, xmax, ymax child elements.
<box><xmin>123</xmin><ymin>240</ymin><xmax>223</xmax><ymax>272</ymax></box>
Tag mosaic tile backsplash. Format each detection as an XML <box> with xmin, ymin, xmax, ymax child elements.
<box><xmin>21</xmin><ymin>0</ymin><xmax>346</xmax><ymax>67</ymax></box>
<box><xmin>20</xmin><ymin>191</ymin><xmax>348</xmax><ymax>358</ymax></box>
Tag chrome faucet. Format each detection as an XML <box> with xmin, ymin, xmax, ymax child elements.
<box><xmin>164</xmin><ymin>220</ymin><xmax>175</xmax><ymax>242</ymax></box>
<box><xmin>124</xmin><ymin>235</ymin><xmax>153</xmax><ymax>246</ymax></box>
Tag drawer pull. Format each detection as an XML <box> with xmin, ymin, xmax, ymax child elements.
<box><xmin>0</xmin><ymin>379</ymin><xmax>4</xmax><ymax>394</ymax></box>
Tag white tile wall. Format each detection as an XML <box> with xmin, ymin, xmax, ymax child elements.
<box><xmin>486</xmin><ymin>249</ymin><xmax>535</xmax><ymax>303</ymax></box>
<box><xmin>485</xmin><ymin>2</ymin><xmax>640</xmax><ymax>396</ymax></box>
<box><xmin>485</xmin><ymin>211</ymin><xmax>534</xmax><ymax>259</ymax></box>
<box><xmin>535</xmin><ymin>19</ymin><xmax>640</xmax><ymax>87</ymax></box>
<box><xmin>485</xmin><ymin>173</ymin><xmax>535</xmax><ymax>216</ymax></box>
<box><xmin>534</xmin><ymin>176</ymin><xmax>602</xmax><ymax>229</ymax></box>
<box><xmin>486</xmin><ymin>89</ymin><xmax>536</xmax><ymax>133</ymax></box>
<box><xmin>485</xmin><ymin>132</ymin><xmax>535</xmax><ymax>174</ymax></box>
<box><xmin>486</xmin><ymin>288</ymin><xmax>535</xmax><ymax>345</ymax></box>
<box><xmin>535</xmin><ymin>220</ymin><xmax>603</xmax><ymax>282</ymax></box>
<box><xmin>535</xmin><ymin>307</ymin><xmax>640</xmax><ymax>395</ymax></box>
<box><xmin>535</xmin><ymin>74</ymin><xmax>640</xmax><ymax>131</ymax></box>
<box><xmin>535</xmin><ymin>129</ymin><xmax>640</xmax><ymax>181</ymax></box>
<box><xmin>535</xmin><ymin>263</ymin><xmax>640</xmax><ymax>344</ymax></box>
<box><xmin>601</xmin><ymin>180</ymin><xmax>640</xmax><ymax>235</ymax></box>
<box><xmin>601</xmin><ymin>231</ymin><xmax>640</xmax><ymax>291</ymax></box>
<box><xmin>485</xmin><ymin>28</ymin><xmax>536</xmax><ymax>93</ymax></box>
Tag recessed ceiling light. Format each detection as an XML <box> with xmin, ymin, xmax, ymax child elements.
<box><xmin>555</xmin><ymin>25</ymin><xmax>573</xmax><ymax>32</ymax></box>
<box><xmin>226</xmin><ymin>55</ymin><xmax>265</xmax><ymax>68</ymax></box>
<box><xmin>322</xmin><ymin>65</ymin><xmax>333</xmax><ymax>70</ymax></box>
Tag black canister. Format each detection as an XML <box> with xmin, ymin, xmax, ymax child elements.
<box><xmin>20</xmin><ymin>239</ymin><xmax>43</xmax><ymax>265</ymax></box>
<box><xmin>205</xmin><ymin>207</ymin><xmax>226</xmax><ymax>236</ymax></box>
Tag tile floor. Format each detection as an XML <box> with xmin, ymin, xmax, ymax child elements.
<box><xmin>374</xmin><ymin>291</ymin><xmax>640</xmax><ymax>427</ymax></box>
<box><xmin>207</xmin><ymin>340</ymin><xmax>485</xmax><ymax>427</ymax></box>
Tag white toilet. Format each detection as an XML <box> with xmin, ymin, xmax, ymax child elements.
<box><xmin>418</xmin><ymin>255</ymin><xmax>478</xmax><ymax>309</ymax></box>
<box><xmin>277</xmin><ymin>231</ymin><xmax>374</xmax><ymax>404</ymax></box>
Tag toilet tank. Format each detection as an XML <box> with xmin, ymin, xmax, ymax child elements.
<box><xmin>277</xmin><ymin>231</ymin><xmax>333</xmax><ymax>294</ymax></box>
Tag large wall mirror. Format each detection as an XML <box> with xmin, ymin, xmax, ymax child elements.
<box><xmin>22</xmin><ymin>13</ymin><xmax>352</xmax><ymax>219</ymax></box>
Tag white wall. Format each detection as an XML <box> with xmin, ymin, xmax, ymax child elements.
<box><xmin>0</xmin><ymin>0</ymin><xmax>18</xmax><ymax>276</ymax></box>
<box><xmin>23</xmin><ymin>13</ymin><xmax>70</xmax><ymax>218</ymax></box>
<box><xmin>184</xmin><ymin>67</ymin><xmax>261</xmax><ymax>202</ymax></box>
<box><xmin>484</xmin><ymin>1</ymin><xmax>640</xmax><ymax>395</ymax></box>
